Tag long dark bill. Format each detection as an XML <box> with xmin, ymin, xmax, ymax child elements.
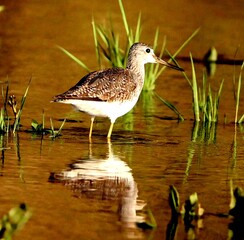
<box><xmin>155</xmin><ymin>56</ymin><xmax>184</xmax><ymax>71</ymax></box>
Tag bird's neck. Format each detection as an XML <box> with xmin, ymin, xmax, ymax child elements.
<box><xmin>126</xmin><ymin>60</ymin><xmax>145</xmax><ymax>84</ymax></box>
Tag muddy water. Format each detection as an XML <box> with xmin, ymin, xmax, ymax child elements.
<box><xmin>0</xmin><ymin>0</ymin><xmax>244</xmax><ymax>239</ymax></box>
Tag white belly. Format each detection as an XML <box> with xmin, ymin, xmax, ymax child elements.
<box><xmin>59</xmin><ymin>97</ymin><xmax>139</xmax><ymax>122</ymax></box>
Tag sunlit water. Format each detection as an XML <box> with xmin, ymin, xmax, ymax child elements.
<box><xmin>0</xmin><ymin>0</ymin><xmax>244</xmax><ymax>239</ymax></box>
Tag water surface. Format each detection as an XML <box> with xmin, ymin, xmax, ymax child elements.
<box><xmin>0</xmin><ymin>0</ymin><xmax>244</xmax><ymax>239</ymax></box>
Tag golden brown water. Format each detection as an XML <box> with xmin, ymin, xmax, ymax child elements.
<box><xmin>0</xmin><ymin>0</ymin><xmax>244</xmax><ymax>239</ymax></box>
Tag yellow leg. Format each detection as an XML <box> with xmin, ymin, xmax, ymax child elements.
<box><xmin>89</xmin><ymin>116</ymin><xmax>95</xmax><ymax>139</ymax></box>
<box><xmin>107</xmin><ymin>122</ymin><xmax>114</xmax><ymax>139</ymax></box>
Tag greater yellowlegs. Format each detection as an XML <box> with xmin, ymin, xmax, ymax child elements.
<box><xmin>53</xmin><ymin>42</ymin><xmax>183</xmax><ymax>139</ymax></box>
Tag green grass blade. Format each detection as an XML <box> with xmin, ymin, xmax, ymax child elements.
<box><xmin>13</xmin><ymin>78</ymin><xmax>31</xmax><ymax>133</ymax></box>
<box><xmin>49</xmin><ymin>118</ymin><xmax>66</xmax><ymax>138</ymax></box>
<box><xmin>235</xmin><ymin>62</ymin><xmax>244</xmax><ymax>123</ymax></box>
<box><xmin>215</xmin><ymin>79</ymin><xmax>224</xmax><ymax>121</ymax></box>
<box><xmin>4</xmin><ymin>81</ymin><xmax>9</xmax><ymax>116</ymax></box>
<box><xmin>50</xmin><ymin>118</ymin><xmax>54</xmax><ymax>133</ymax></box>
<box><xmin>155</xmin><ymin>92</ymin><xmax>184</xmax><ymax>121</ymax></box>
<box><xmin>42</xmin><ymin>110</ymin><xmax>45</xmax><ymax>132</ymax></box>
<box><xmin>57</xmin><ymin>118</ymin><xmax>66</xmax><ymax>136</ymax></box>
<box><xmin>168</xmin><ymin>28</ymin><xmax>200</xmax><ymax>60</ymax></box>
<box><xmin>238</xmin><ymin>114</ymin><xmax>244</xmax><ymax>124</ymax></box>
<box><xmin>92</xmin><ymin>18</ymin><xmax>101</xmax><ymax>68</ymax></box>
<box><xmin>134</xmin><ymin>12</ymin><xmax>142</xmax><ymax>42</ymax></box>
<box><xmin>190</xmin><ymin>53</ymin><xmax>200</xmax><ymax>121</ymax></box>
<box><xmin>118</xmin><ymin>0</ymin><xmax>131</xmax><ymax>44</ymax></box>
<box><xmin>57</xmin><ymin>45</ymin><xmax>91</xmax><ymax>72</ymax></box>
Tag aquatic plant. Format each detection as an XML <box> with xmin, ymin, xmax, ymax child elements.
<box><xmin>136</xmin><ymin>208</ymin><xmax>157</xmax><ymax>230</ymax></box>
<box><xmin>31</xmin><ymin>119</ymin><xmax>44</xmax><ymax>135</ymax></box>
<box><xmin>31</xmin><ymin>116</ymin><xmax>66</xmax><ymax>139</ymax></box>
<box><xmin>0</xmin><ymin>108</ymin><xmax>9</xmax><ymax>134</ymax></box>
<box><xmin>234</xmin><ymin>62</ymin><xmax>244</xmax><ymax>124</ymax></box>
<box><xmin>49</xmin><ymin>118</ymin><xmax>66</xmax><ymax>139</ymax></box>
<box><xmin>0</xmin><ymin>203</ymin><xmax>31</xmax><ymax>240</ymax></box>
<box><xmin>154</xmin><ymin>92</ymin><xmax>184</xmax><ymax>121</ymax></box>
<box><xmin>183</xmin><ymin>54</ymin><xmax>224</xmax><ymax>122</ymax></box>
<box><xmin>0</xmin><ymin>82</ymin><xmax>9</xmax><ymax>134</ymax></box>
<box><xmin>0</xmin><ymin>79</ymin><xmax>31</xmax><ymax>134</ymax></box>
<box><xmin>167</xmin><ymin>185</ymin><xmax>204</xmax><ymax>239</ymax></box>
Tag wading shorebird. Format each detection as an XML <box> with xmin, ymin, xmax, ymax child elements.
<box><xmin>53</xmin><ymin>42</ymin><xmax>183</xmax><ymax>139</ymax></box>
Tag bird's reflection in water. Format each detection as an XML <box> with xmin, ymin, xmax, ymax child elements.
<box><xmin>49</xmin><ymin>142</ymin><xmax>146</xmax><ymax>233</ymax></box>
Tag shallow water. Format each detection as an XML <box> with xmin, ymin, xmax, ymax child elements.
<box><xmin>0</xmin><ymin>0</ymin><xmax>244</xmax><ymax>239</ymax></box>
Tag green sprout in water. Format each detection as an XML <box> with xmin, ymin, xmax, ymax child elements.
<box><xmin>167</xmin><ymin>185</ymin><xmax>204</xmax><ymax>240</ymax></box>
<box><xmin>49</xmin><ymin>118</ymin><xmax>66</xmax><ymax>139</ymax></box>
<box><xmin>136</xmin><ymin>208</ymin><xmax>157</xmax><ymax>230</ymax></box>
<box><xmin>0</xmin><ymin>79</ymin><xmax>31</xmax><ymax>135</ymax></box>
<box><xmin>0</xmin><ymin>203</ymin><xmax>31</xmax><ymax>240</ymax></box>
<box><xmin>31</xmin><ymin>116</ymin><xmax>66</xmax><ymax>139</ymax></box>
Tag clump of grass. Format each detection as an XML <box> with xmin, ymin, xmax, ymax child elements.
<box><xmin>49</xmin><ymin>118</ymin><xmax>66</xmax><ymax>139</ymax></box>
<box><xmin>0</xmin><ymin>79</ymin><xmax>31</xmax><ymax>134</ymax></box>
<box><xmin>31</xmin><ymin>119</ymin><xmax>44</xmax><ymax>134</ymax></box>
<box><xmin>10</xmin><ymin>79</ymin><xmax>31</xmax><ymax>133</ymax></box>
<box><xmin>31</xmin><ymin>111</ymin><xmax>66</xmax><ymax>139</ymax></box>
<box><xmin>184</xmin><ymin>54</ymin><xmax>224</xmax><ymax>122</ymax></box>
<box><xmin>0</xmin><ymin>80</ymin><xmax>66</xmax><ymax>138</ymax></box>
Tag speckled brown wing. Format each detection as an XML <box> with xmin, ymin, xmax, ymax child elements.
<box><xmin>53</xmin><ymin>68</ymin><xmax>137</xmax><ymax>102</ymax></box>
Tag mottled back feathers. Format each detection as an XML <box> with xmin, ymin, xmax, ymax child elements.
<box><xmin>53</xmin><ymin>67</ymin><xmax>138</xmax><ymax>102</ymax></box>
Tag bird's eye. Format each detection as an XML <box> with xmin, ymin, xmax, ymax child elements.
<box><xmin>146</xmin><ymin>48</ymin><xmax>151</xmax><ymax>53</ymax></box>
